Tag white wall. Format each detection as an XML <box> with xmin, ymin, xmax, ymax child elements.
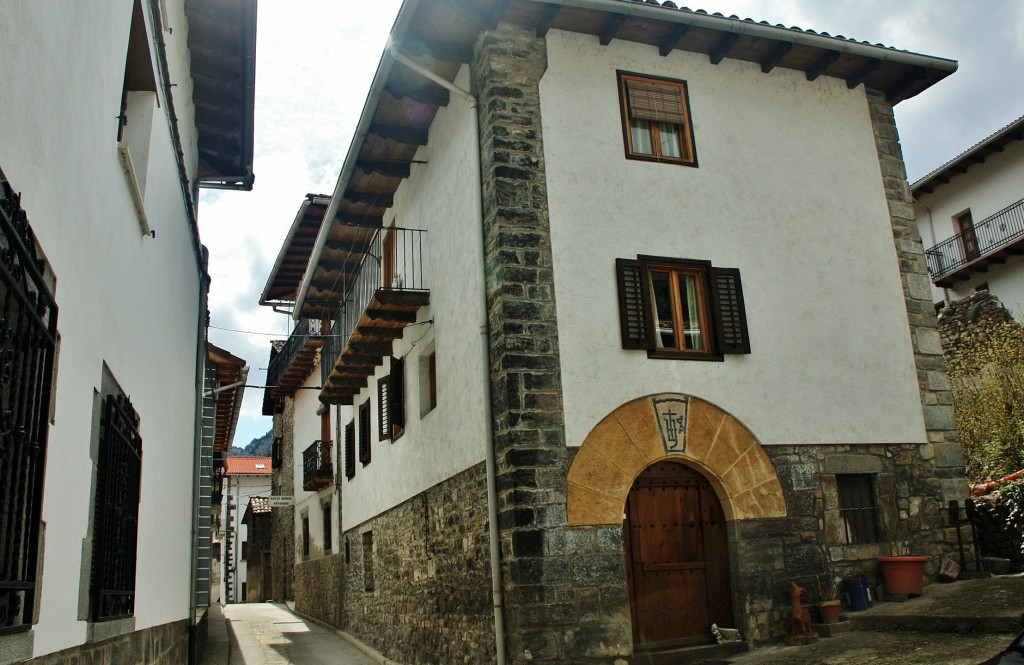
<box><xmin>540</xmin><ymin>30</ymin><xmax>926</xmax><ymax>448</ymax></box>
<box><xmin>337</xmin><ymin>67</ymin><xmax>490</xmax><ymax>532</ymax></box>
<box><xmin>914</xmin><ymin>138</ymin><xmax>1024</xmax><ymax>313</ymax></box>
<box><xmin>0</xmin><ymin>0</ymin><xmax>207</xmax><ymax>655</ymax></box>
<box><xmin>227</xmin><ymin>473</ymin><xmax>271</xmax><ymax>603</ymax></box>
<box><xmin>292</xmin><ymin>369</ymin><xmax>336</xmax><ymax>559</ymax></box>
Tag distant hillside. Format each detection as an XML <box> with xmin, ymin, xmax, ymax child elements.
<box><xmin>227</xmin><ymin>428</ymin><xmax>273</xmax><ymax>457</ymax></box>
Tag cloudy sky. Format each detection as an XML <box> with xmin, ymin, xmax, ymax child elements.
<box><xmin>199</xmin><ymin>0</ymin><xmax>1024</xmax><ymax>448</ymax></box>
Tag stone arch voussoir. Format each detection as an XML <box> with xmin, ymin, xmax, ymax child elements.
<box><xmin>567</xmin><ymin>393</ymin><xmax>787</xmax><ymax>525</ymax></box>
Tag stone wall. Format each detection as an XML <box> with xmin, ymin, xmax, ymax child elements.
<box><xmin>294</xmin><ymin>552</ymin><xmax>344</xmax><ymax>627</ymax></box>
<box><xmin>937</xmin><ymin>291</ymin><xmax>1016</xmax><ymax>354</ymax></box>
<box><xmin>27</xmin><ymin>620</ymin><xmax>187</xmax><ymax>665</ymax></box>
<box><xmin>271</xmin><ymin>397</ymin><xmax>295</xmax><ymax>602</ymax></box>
<box><xmin>341</xmin><ymin>462</ymin><xmax>495</xmax><ymax>665</ymax></box>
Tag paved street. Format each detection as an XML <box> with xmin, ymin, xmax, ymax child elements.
<box><xmin>203</xmin><ymin>603</ymin><xmax>381</xmax><ymax>665</ymax></box>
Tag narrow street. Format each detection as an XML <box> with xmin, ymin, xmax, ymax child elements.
<box><xmin>205</xmin><ymin>603</ymin><xmax>380</xmax><ymax>665</ymax></box>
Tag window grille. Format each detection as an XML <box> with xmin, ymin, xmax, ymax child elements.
<box><xmin>90</xmin><ymin>391</ymin><xmax>143</xmax><ymax>622</ymax></box>
<box><xmin>837</xmin><ymin>474</ymin><xmax>880</xmax><ymax>545</ymax></box>
<box><xmin>0</xmin><ymin>179</ymin><xmax>58</xmax><ymax>633</ymax></box>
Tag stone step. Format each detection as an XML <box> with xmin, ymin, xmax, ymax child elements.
<box><xmin>629</xmin><ymin>641</ymin><xmax>748</xmax><ymax>664</ymax></box>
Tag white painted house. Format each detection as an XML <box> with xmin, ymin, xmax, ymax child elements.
<box><xmin>0</xmin><ymin>1</ymin><xmax>255</xmax><ymax>663</ymax></box>
<box><xmin>262</xmin><ymin>1</ymin><xmax>967</xmax><ymax>663</ymax></box>
<box><xmin>912</xmin><ymin>114</ymin><xmax>1024</xmax><ymax>313</ymax></box>
<box><xmin>220</xmin><ymin>457</ymin><xmax>272</xmax><ymax>605</ymax></box>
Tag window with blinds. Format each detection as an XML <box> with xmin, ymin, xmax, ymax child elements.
<box><xmin>618</xmin><ymin>72</ymin><xmax>697</xmax><ymax>166</ymax></box>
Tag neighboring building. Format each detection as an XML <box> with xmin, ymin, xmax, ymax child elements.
<box><xmin>242</xmin><ymin>496</ymin><xmax>273</xmax><ymax>602</ymax></box>
<box><xmin>912</xmin><ymin>114</ymin><xmax>1024</xmax><ymax>314</ymax></box>
<box><xmin>262</xmin><ymin>1</ymin><xmax>966</xmax><ymax>663</ymax></box>
<box><xmin>0</xmin><ymin>1</ymin><xmax>255</xmax><ymax>664</ymax></box>
<box><xmin>221</xmin><ymin>457</ymin><xmax>272</xmax><ymax>604</ymax></box>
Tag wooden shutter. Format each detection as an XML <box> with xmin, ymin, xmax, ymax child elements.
<box><xmin>709</xmin><ymin>267</ymin><xmax>750</xmax><ymax>354</ymax></box>
<box><xmin>616</xmin><ymin>258</ymin><xmax>651</xmax><ymax>350</ymax></box>
<box><xmin>626</xmin><ymin>78</ymin><xmax>686</xmax><ymax>123</ymax></box>
<box><xmin>378</xmin><ymin>375</ymin><xmax>390</xmax><ymax>440</ymax></box>
<box><xmin>358</xmin><ymin>401</ymin><xmax>371</xmax><ymax>464</ymax></box>
<box><xmin>391</xmin><ymin>356</ymin><xmax>405</xmax><ymax>439</ymax></box>
<box><xmin>344</xmin><ymin>421</ymin><xmax>355</xmax><ymax>479</ymax></box>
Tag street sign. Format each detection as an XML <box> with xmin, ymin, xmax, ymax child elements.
<box><xmin>268</xmin><ymin>496</ymin><xmax>293</xmax><ymax>508</ymax></box>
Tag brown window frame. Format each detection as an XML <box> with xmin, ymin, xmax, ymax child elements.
<box><xmin>344</xmin><ymin>420</ymin><xmax>355</xmax><ymax>480</ymax></box>
<box><xmin>956</xmin><ymin>210</ymin><xmax>978</xmax><ymax>260</ymax></box>
<box><xmin>616</xmin><ymin>255</ymin><xmax>750</xmax><ymax>360</ymax></box>
<box><xmin>617</xmin><ymin>71</ymin><xmax>698</xmax><ymax>167</ymax></box>
<box><xmin>358</xmin><ymin>401</ymin><xmax>371</xmax><ymax>466</ymax></box>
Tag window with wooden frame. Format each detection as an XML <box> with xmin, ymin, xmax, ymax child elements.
<box><xmin>956</xmin><ymin>210</ymin><xmax>978</xmax><ymax>260</ymax></box>
<box><xmin>358</xmin><ymin>401</ymin><xmax>371</xmax><ymax>465</ymax></box>
<box><xmin>344</xmin><ymin>420</ymin><xmax>356</xmax><ymax>480</ymax></box>
<box><xmin>379</xmin><ymin>357</ymin><xmax>406</xmax><ymax>442</ymax></box>
<box><xmin>301</xmin><ymin>514</ymin><xmax>310</xmax><ymax>557</ymax></box>
<box><xmin>419</xmin><ymin>347</ymin><xmax>437</xmax><ymax>417</ymax></box>
<box><xmin>322</xmin><ymin>501</ymin><xmax>332</xmax><ymax>552</ymax></box>
<box><xmin>836</xmin><ymin>474</ymin><xmax>880</xmax><ymax>545</ymax></box>
<box><xmin>617</xmin><ymin>71</ymin><xmax>697</xmax><ymax>166</ymax></box>
<box><xmin>616</xmin><ymin>255</ymin><xmax>749</xmax><ymax>360</ymax></box>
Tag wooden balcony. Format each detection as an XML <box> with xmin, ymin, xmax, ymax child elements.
<box><xmin>265</xmin><ymin>318</ymin><xmax>325</xmax><ymax>398</ymax></box>
<box><xmin>319</xmin><ymin>227</ymin><xmax>429</xmax><ymax>405</ymax></box>
<box><xmin>926</xmin><ymin>198</ymin><xmax>1024</xmax><ymax>287</ymax></box>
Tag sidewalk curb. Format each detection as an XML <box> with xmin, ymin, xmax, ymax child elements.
<box><xmin>287</xmin><ymin>606</ymin><xmax>405</xmax><ymax>665</ymax></box>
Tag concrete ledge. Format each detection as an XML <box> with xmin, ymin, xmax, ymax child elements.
<box><xmin>813</xmin><ymin>621</ymin><xmax>854</xmax><ymax>637</ymax></box>
<box><xmin>0</xmin><ymin>630</ymin><xmax>33</xmax><ymax>665</ymax></box>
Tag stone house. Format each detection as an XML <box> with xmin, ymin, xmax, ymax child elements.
<box><xmin>912</xmin><ymin>113</ymin><xmax>1024</xmax><ymax>314</ymax></box>
<box><xmin>242</xmin><ymin>496</ymin><xmax>273</xmax><ymax>602</ymax></box>
<box><xmin>0</xmin><ymin>1</ymin><xmax>256</xmax><ymax>663</ymax></box>
<box><xmin>262</xmin><ymin>0</ymin><xmax>968</xmax><ymax>663</ymax></box>
<box><xmin>220</xmin><ymin>457</ymin><xmax>272</xmax><ymax>605</ymax></box>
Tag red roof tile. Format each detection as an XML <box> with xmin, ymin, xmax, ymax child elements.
<box><xmin>224</xmin><ymin>456</ymin><xmax>272</xmax><ymax>475</ymax></box>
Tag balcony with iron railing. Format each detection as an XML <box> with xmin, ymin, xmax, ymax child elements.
<box><xmin>319</xmin><ymin>226</ymin><xmax>428</xmax><ymax>405</ymax></box>
<box><xmin>264</xmin><ymin>318</ymin><xmax>325</xmax><ymax>402</ymax></box>
<box><xmin>302</xmin><ymin>439</ymin><xmax>333</xmax><ymax>491</ymax></box>
<box><xmin>925</xmin><ymin>197</ymin><xmax>1024</xmax><ymax>287</ymax></box>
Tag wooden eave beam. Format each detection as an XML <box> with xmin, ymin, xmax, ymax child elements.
<box><xmin>659</xmin><ymin>24</ymin><xmax>690</xmax><ymax>57</ymax></box>
<box><xmin>356</xmin><ymin>160</ymin><xmax>412</xmax><ymax>178</ymax></box>
<box><xmin>348</xmin><ymin>341</ymin><xmax>393</xmax><ymax>356</ymax></box>
<box><xmin>885</xmin><ymin>66</ymin><xmax>926</xmax><ymax>102</ymax></box>
<box><xmin>324</xmin><ymin>238</ymin><xmax>369</xmax><ymax>253</ymax></box>
<box><xmin>440</xmin><ymin>0</ymin><xmax>493</xmax><ymax>30</ymax></box>
<box><xmin>357</xmin><ymin>325</ymin><xmax>404</xmax><ymax>339</ymax></box>
<box><xmin>367</xmin><ymin>124</ymin><xmax>429</xmax><ymax>146</ymax></box>
<box><xmin>846</xmin><ymin>58</ymin><xmax>881</xmax><ymax>89</ymax></box>
<box><xmin>385</xmin><ymin>80</ymin><xmax>450</xmax><ymax>107</ymax></box>
<box><xmin>806</xmin><ymin>50</ymin><xmax>840</xmax><ymax>82</ymax></box>
<box><xmin>343</xmin><ymin>190</ymin><xmax>395</xmax><ymax>207</ymax></box>
<box><xmin>1009</xmin><ymin>131</ymin><xmax>1024</xmax><ymax>141</ymax></box>
<box><xmin>760</xmin><ymin>41</ymin><xmax>792</xmax><ymax>73</ymax></box>
<box><xmin>536</xmin><ymin>5</ymin><xmax>561</xmax><ymax>37</ymax></box>
<box><xmin>709</xmin><ymin>33</ymin><xmax>740</xmax><ymax>65</ymax></box>
<box><xmin>969</xmin><ymin>154</ymin><xmax>986</xmax><ymax>164</ymax></box>
<box><xmin>365</xmin><ymin>308</ymin><xmax>418</xmax><ymax>323</ymax></box>
<box><xmin>401</xmin><ymin>36</ymin><xmax>474</xmax><ymax>63</ymax></box>
<box><xmin>599</xmin><ymin>14</ymin><xmax>627</xmax><ymax>46</ymax></box>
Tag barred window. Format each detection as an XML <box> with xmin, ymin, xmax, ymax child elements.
<box><xmin>837</xmin><ymin>474</ymin><xmax>880</xmax><ymax>545</ymax></box>
<box><xmin>90</xmin><ymin>389</ymin><xmax>143</xmax><ymax>622</ymax></box>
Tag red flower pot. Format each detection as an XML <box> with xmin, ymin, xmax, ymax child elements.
<box><xmin>878</xmin><ymin>556</ymin><xmax>928</xmax><ymax>596</ymax></box>
<box><xmin>818</xmin><ymin>599</ymin><xmax>841</xmax><ymax>623</ymax></box>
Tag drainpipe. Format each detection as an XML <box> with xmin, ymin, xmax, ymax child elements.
<box><xmin>386</xmin><ymin>44</ymin><xmax>507</xmax><ymax>665</ymax></box>
<box><xmin>188</xmin><ymin>246</ymin><xmax>211</xmax><ymax>662</ymax></box>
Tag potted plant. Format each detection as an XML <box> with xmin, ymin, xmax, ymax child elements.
<box><xmin>815</xmin><ymin>574</ymin><xmax>841</xmax><ymax>623</ymax></box>
<box><xmin>878</xmin><ymin>500</ymin><xmax>927</xmax><ymax>596</ymax></box>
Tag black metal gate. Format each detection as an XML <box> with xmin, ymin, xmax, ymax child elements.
<box><xmin>0</xmin><ymin>179</ymin><xmax>58</xmax><ymax>633</ymax></box>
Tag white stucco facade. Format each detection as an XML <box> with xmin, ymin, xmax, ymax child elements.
<box><xmin>292</xmin><ymin>369</ymin><xmax>337</xmax><ymax>560</ymax></box>
<box><xmin>335</xmin><ymin>67</ymin><xmax>491</xmax><ymax>532</ymax></box>
<box><xmin>914</xmin><ymin>134</ymin><xmax>1024</xmax><ymax>313</ymax></box>
<box><xmin>539</xmin><ymin>30</ymin><xmax>927</xmax><ymax>448</ymax></box>
<box><xmin>221</xmin><ymin>470</ymin><xmax>271</xmax><ymax>604</ymax></box>
<box><xmin>0</xmin><ymin>0</ymin><xmax>238</xmax><ymax>659</ymax></box>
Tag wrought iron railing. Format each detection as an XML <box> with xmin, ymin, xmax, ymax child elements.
<box><xmin>91</xmin><ymin>392</ymin><xmax>143</xmax><ymax>622</ymax></box>
<box><xmin>267</xmin><ymin>318</ymin><xmax>325</xmax><ymax>391</ymax></box>
<box><xmin>925</xmin><ymin>197</ymin><xmax>1024</xmax><ymax>280</ymax></box>
<box><xmin>0</xmin><ymin>179</ymin><xmax>58</xmax><ymax>634</ymax></box>
<box><xmin>321</xmin><ymin>226</ymin><xmax>427</xmax><ymax>386</ymax></box>
<box><xmin>302</xmin><ymin>440</ymin><xmax>332</xmax><ymax>488</ymax></box>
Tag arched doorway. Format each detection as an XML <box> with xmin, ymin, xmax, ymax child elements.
<box><xmin>623</xmin><ymin>460</ymin><xmax>734</xmax><ymax>650</ymax></box>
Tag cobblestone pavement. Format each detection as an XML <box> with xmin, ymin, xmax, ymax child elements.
<box><xmin>213</xmin><ymin>603</ymin><xmax>381</xmax><ymax>665</ymax></box>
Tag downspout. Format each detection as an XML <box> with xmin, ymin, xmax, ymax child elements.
<box><xmin>188</xmin><ymin>246</ymin><xmax>211</xmax><ymax>660</ymax></box>
<box><xmin>386</xmin><ymin>45</ymin><xmax>507</xmax><ymax>665</ymax></box>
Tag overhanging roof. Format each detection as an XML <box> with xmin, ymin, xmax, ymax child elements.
<box><xmin>207</xmin><ymin>342</ymin><xmax>248</xmax><ymax>453</ymax></box>
<box><xmin>185</xmin><ymin>0</ymin><xmax>257</xmax><ymax>191</ymax></box>
<box><xmin>912</xmin><ymin>113</ymin><xmax>1024</xmax><ymax>197</ymax></box>
<box><xmin>293</xmin><ymin>0</ymin><xmax>958</xmax><ymax>318</ymax></box>
<box><xmin>260</xmin><ymin>194</ymin><xmax>333</xmax><ymax>307</ymax></box>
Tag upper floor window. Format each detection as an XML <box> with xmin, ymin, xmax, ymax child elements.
<box><xmin>616</xmin><ymin>255</ymin><xmax>749</xmax><ymax>360</ymax></box>
<box><xmin>617</xmin><ymin>72</ymin><xmax>697</xmax><ymax>166</ymax></box>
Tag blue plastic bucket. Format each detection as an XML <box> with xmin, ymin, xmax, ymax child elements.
<box><xmin>842</xmin><ymin>576</ymin><xmax>873</xmax><ymax>611</ymax></box>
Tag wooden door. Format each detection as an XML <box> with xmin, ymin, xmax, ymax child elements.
<box><xmin>262</xmin><ymin>551</ymin><xmax>272</xmax><ymax>602</ymax></box>
<box><xmin>957</xmin><ymin>211</ymin><xmax>979</xmax><ymax>260</ymax></box>
<box><xmin>624</xmin><ymin>461</ymin><xmax>733</xmax><ymax>651</ymax></box>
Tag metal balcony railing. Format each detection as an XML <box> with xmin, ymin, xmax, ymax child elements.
<box><xmin>321</xmin><ymin>226</ymin><xmax>427</xmax><ymax>387</ymax></box>
<box><xmin>302</xmin><ymin>440</ymin><xmax>333</xmax><ymax>490</ymax></box>
<box><xmin>267</xmin><ymin>318</ymin><xmax>325</xmax><ymax>391</ymax></box>
<box><xmin>925</xmin><ymin>197</ymin><xmax>1024</xmax><ymax>282</ymax></box>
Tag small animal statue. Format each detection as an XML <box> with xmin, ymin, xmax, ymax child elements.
<box><xmin>789</xmin><ymin>581</ymin><xmax>812</xmax><ymax>636</ymax></box>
